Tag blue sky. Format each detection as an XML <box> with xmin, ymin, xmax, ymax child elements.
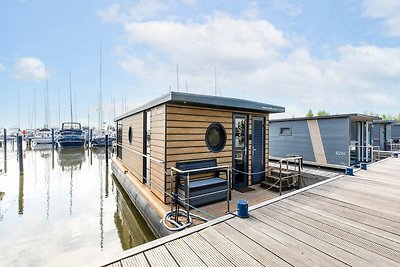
<box><xmin>1</xmin><ymin>0</ymin><xmax>399</xmax><ymax>129</ymax></box>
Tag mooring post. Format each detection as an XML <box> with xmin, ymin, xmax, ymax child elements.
<box><xmin>17</xmin><ymin>135</ymin><xmax>23</xmax><ymax>175</ymax></box>
<box><xmin>105</xmin><ymin>134</ymin><xmax>109</xmax><ymax>166</ymax></box>
<box><xmin>89</xmin><ymin>129</ymin><xmax>93</xmax><ymax>148</ymax></box>
<box><xmin>51</xmin><ymin>128</ymin><xmax>55</xmax><ymax>150</ymax></box>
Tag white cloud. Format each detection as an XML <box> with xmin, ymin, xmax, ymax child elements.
<box><xmin>97</xmin><ymin>0</ymin><xmax>167</xmax><ymax>23</ymax></box>
<box><xmin>100</xmin><ymin>4</ymin><xmax>400</xmax><ymax>117</ymax></box>
<box><xmin>362</xmin><ymin>0</ymin><xmax>400</xmax><ymax>36</ymax></box>
<box><xmin>0</xmin><ymin>63</ymin><xmax>5</xmax><ymax>72</ymax></box>
<box><xmin>14</xmin><ymin>57</ymin><xmax>47</xmax><ymax>82</ymax></box>
<box><xmin>272</xmin><ymin>0</ymin><xmax>303</xmax><ymax>17</ymax></box>
<box><xmin>182</xmin><ymin>0</ymin><xmax>196</xmax><ymax>6</ymax></box>
<box><xmin>241</xmin><ymin>1</ymin><xmax>261</xmax><ymax>19</ymax></box>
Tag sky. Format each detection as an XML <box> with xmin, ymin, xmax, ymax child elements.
<box><xmin>0</xmin><ymin>0</ymin><xmax>399</xmax><ymax>129</ymax></box>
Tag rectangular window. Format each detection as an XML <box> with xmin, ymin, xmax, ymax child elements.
<box><xmin>280</xmin><ymin>127</ymin><xmax>292</xmax><ymax>136</ymax></box>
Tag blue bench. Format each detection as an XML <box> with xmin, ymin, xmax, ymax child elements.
<box><xmin>175</xmin><ymin>159</ymin><xmax>228</xmax><ymax>208</ymax></box>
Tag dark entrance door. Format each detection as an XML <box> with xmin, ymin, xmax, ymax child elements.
<box><xmin>232</xmin><ymin>114</ymin><xmax>248</xmax><ymax>189</ymax></box>
<box><xmin>251</xmin><ymin>117</ymin><xmax>265</xmax><ymax>184</ymax></box>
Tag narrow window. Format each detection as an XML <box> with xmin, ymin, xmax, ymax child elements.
<box><xmin>128</xmin><ymin>126</ymin><xmax>133</xmax><ymax>145</ymax></box>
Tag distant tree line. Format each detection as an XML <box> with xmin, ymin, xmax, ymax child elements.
<box><xmin>305</xmin><ymin>110</ymin><xmax>400</xmax><ymax>120</ymax></box>
<box><xmin>306</xmin><ymin>110</ymin><xmax>330</xmax><ymax>117</ymax></box>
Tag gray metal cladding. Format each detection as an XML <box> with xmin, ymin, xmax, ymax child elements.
<box><xmin>318</xmin><ymin>118</ymin><xmax>349</xmax><ymax>166</ymax></box>
<box><xmin>392</xmin><ymin>124</ymin><xmax>400</xmax><ymax>140</ymax></box>
<box><xmin>270</xmin><ymin>120</ymin><xmax>316</xmax><ymax>162</ymax></box>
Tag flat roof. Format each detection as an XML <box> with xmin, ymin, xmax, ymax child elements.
<box><xmin>372</xmin><ymin>119</ymin><xmax>398</xmax><ymax>124</ymax></box>
<box><xmin>271</xmin><ymin>113</ymin><xmax>378</xmax><ymax>123</ymax></box>
<box><xmin>115</xmin><ymin>92</ymin><xmax>285</xmax><ymax>121</ymax></box>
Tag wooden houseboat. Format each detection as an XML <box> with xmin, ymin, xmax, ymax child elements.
<box><xmin>111</xmin><ymin>92</ymin><xmax>284</xmax><ymax>236</ymax></box>
<box><xmin>269</xmin><ymin>114</ymin><xmax>377</xmax><ymax>168</ymax></box>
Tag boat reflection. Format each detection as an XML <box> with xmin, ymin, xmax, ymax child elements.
<box><xmin>113</xmin><ymin>175</ymin><xmax>156</xmax><ymax>250</ymax></box>
<box><xmin>57</xmin><ymin>148</ymin><xmax>86</xmax><ymax>171</ymax></box>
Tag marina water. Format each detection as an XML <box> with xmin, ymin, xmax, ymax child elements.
<box><xmin>0</xmin><ymin>143</ymin><xmax>155</xmax><ymax>266</ymax></box>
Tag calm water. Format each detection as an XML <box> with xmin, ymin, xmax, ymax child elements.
<box><xmin>0</xmin><ymin>143</ymin><xmax>155</xmax><ymax>266</ymax></box>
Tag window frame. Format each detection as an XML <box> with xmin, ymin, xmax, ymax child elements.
<box><xmin>205</xmin><ymin>122</ymin><xmax>227</xmax><ymax>153</ymax></box>
<box><xmin>279</xmin><ymin>127</ymin><xmax>292</xmax><ymax>136</ymax></box>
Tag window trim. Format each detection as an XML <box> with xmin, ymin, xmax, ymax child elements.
<box><xmin>205</xmin><ymin>122</ymin><xmax>227</xmax><ymax>153</ymax></box>
<box><xmin>279</xmin><ymin>127</ymin><xmax>292</xmax><ymax>136</ymax></box>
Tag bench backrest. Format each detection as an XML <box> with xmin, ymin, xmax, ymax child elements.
<box><xmin>176</xmin><ymin>159</ymin><xmax>217</xmax><ymax>175</ymax></box>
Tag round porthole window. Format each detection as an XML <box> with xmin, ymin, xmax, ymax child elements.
<box><xmin>205</xmin><ymin>123</ymin><xmax>227</xmax><ymax>153</ymax></box>
<box><xmin>128</xmin><ymin>126</ymin><xmax>133</xmax><ymax>145</ymax></box>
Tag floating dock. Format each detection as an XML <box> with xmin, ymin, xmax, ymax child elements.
<box><xmin>102</xmin><ymin>157</ymin><xmax>400</xmax><ymax>266</ymax></box>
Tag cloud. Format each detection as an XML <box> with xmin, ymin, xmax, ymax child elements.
<box><xmin>0</xmin><ymin>63</ymin><xmax>4</xmax><ymax>72</ymax></box>
<box><xmin>362</xmin><ymin>0</ymin><xmax>400</xmax><ymax>36</ymax></box>
<box><xmin>182</xmin><ymin>0</ymin><xmax>196</xmax><ymax>6</ymax></box>
<box><xmin>241</xmin><ymin>1</ymin><xmax>261</xmax><ymax>19</ymax></box>
<box><xmin>14</xmin><ymin>57</ymin><xmax>47</xmax><ymax>82</ymax></box>
<box><xmin>272</xmin><ymin>0</ymin><xmax>303</xmax><ymax>17</ymax></box>
<box><xmin>97</xmin><ymin>1</ymin><xmax>167</xmax><ymax>23</ymax></box>
<box><xmin>101</xmin><ymin>3</ymin><xmax>400</xmax><ymax>117</ymax></box>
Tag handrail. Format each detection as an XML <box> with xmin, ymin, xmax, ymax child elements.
<box><xmin>170</xmin><ymin>164</ymin><xmax>231</xmax><ymax>224</ymax></box>
<box><xmin>115</xmin><ymin>143</ymin><xmax>164</xmax><ymax>164</ymax></box>
<box><xmin>278</xmin><ymin>156</ymin><xmax>303</xmax><ymax>196</ymax></box>
<box><xmin>171</xmin><ymin>165</ymin><xmax>230</xmax><ymax>174</ymax></box>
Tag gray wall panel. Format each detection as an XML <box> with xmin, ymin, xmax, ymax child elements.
<box><xmin>318</xmin><ymin>118</ymin><xmax>349</xmax><ymax>166</ymax></box>
<box><xmin>392</xmin><ymin>124</ymin><xmax>400</xmax><ymax>140</ymax></box>
<box><xmin>270</xmin><ymin>121</ymin><xmax>315</xmax><ymax>162</ymax></box>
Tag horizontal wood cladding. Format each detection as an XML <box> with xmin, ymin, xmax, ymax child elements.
<box><xmin>121</xmin><ymin>112</ymin><xmax>144</xmax><ymax>182</ymax></box>
<box><xmin>149</xmin><ymin>104</ymin><xmax>166</xmax><ymax>202</ymax></box>
<box><xmin>166</xmin><ymin>104</ymin><xmax>235</xmax><ymax>202</ymax></box>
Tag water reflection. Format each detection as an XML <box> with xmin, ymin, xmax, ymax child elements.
<box><xmin>18</xmin><ymin>175</ymin><xmax>24</xmax><ymax>215</ymax></box>
<box><xmin>0</xmin><ymin>148</ymin><xmax>155</xmax><ymax>266</ymax></box>
<box><xmin>58</xmin><ymin>148</ymin><xmax>86</xmax><ymax>171</ymax></box>
<box><xmin>113</xmin><ymin>175</ymin><xmax>156</xmax><ymax>249</ymax></box>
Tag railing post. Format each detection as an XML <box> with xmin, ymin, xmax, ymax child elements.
<box><xmin>105</xmin><ymin>134</ymin><xmax>109</xmax><ymax>166</ymax></box>
<box><xmin>185</xmin><ymin>173</ymin><xmax>190</xmax><ymax>223</ymax></box>
<box><xmin>17</xmin><ymin>135</ymin><xmax>23</xmax><ymax>175</ymax></box>
<box><xmin>227</xmin><ymin>167</ymin><xmax>230</xmax><ymax>213</ymax></box>
<box><xmin>170</xmin><ymin>168</ymin><xmax>174</xmax><ymax>215</ymax></box>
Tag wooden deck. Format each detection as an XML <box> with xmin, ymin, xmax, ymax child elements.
<box><xmin>102</xmin><ymin>157</ymin><xmax>400</xmax><ymax>267</ymax></box>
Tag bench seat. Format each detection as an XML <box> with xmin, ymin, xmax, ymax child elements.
<box><xmin>175</xmin><ymin>159</ymin><xmax>228</xmax><ymax>208</ymax></box>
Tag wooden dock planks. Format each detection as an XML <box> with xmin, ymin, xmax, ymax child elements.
<box><xmin>104</xmin><ymin>158</ymin><xmax>400</xmax><ymax>267</ymax></box>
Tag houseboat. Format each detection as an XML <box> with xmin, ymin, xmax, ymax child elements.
<box><xmin>372</xmin><ymin>120</ymin><xmax>400</xmax><ymax>151</ymax></box>
<box><xmin>112</xmin><ymin>91</ymin><xmax>284</xmax><ymax>236</ymax></box>
<box><xmin>269</xmin><ymin>114</ymin><xmax>377</xmax><ymax>168</ymax></box>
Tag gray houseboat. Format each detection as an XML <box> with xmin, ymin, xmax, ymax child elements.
<box><xmin>372</xmin><ymin>120</ymin><xmax>400</xmax><ymax>151</ymax></box>
<box><xmin>270</xmin><ymin>114</ymin><xmax>377</xmax><ymax>168</ymax></box>
<box><xmin>112</xmin><ymin>91</ymin><xmax>284</xmax><ymax>236</ymax></box>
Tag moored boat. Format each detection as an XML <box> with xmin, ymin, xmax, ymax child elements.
<box><xmin>57</xmin><ymin>122</ymin><xmax>85</xmax><ymax>148</ymax></box>
<box><xmin>32</xmin><ymin>128</ymin><xmax>52</xmax><ymax>146</ymax></box>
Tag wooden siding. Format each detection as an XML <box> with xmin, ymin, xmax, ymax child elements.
<box><xmin>118</xmin><ymin>102</ymin><xmax>270</xmax><ymax>205</ymax></box>
<box><xmin>122</xmin><ymin>112</ymin><xmax>144</xmax><ymax>183</ymax></box>
<box><xmin>165</xmin><ymin>104</ymin><xmax>270</xmax><ymax>203</ymax></box>
<box><xmin>149</xmin><ymin>104</ymin><xmax>166</xmax><ymax>202</ymax></box>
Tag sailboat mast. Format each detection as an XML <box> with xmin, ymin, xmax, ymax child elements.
<box><xmin>45</xmin><ymin>66</ymin><xmax>50</xmax><ymax>128</ymax></box>
<box><xmin>58</xmin><ymin>88</ymin><xmax>60</xmax><ymax>128</ymax></box>
<box><xmin>34</xmin><ymin>88</ymin><xmax>36</xmax><ymax>130</ymax></box>
<box><xmin>99</xmin><ymin>40</ymin><xmax>103</xmax><ymax>131</ymax></box>
<box><xmin>69</xmin><ymin>71</ymin><xmax>73</xmax><ymax>122</ymax></box>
